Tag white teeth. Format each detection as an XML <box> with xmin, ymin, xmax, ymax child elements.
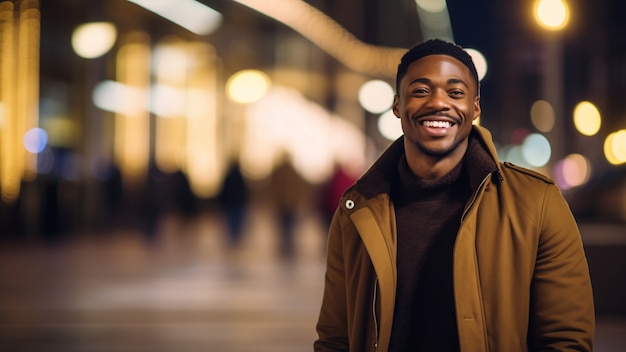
<box><xmin>422</xmin><ymin>120</ymin><xmax>452</xmax><ymax>128</ymax></box>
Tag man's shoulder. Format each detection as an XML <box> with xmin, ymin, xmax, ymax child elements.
<box><xmin>500</xmin><ymin>161</ymin><xmax>556</xmax><ymax>185</ymax></box>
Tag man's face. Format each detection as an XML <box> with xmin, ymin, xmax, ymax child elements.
<box><xmin>393</xmin><ymin>54</ymin><xmax>481</xmax><ymax>159</ymax></box>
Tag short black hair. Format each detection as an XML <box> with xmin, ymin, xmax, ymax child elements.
<box><xmin>395</xmin><ymin>38</ymin><xmax>479</xmax><ymax>96</ymax></box>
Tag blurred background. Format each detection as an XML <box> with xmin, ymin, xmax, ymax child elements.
<box><xmin>0</xmin><ymin>0</ymin><xmax>625</xmax><ymax>351</ymax></box>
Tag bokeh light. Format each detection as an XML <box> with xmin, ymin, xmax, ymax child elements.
<box><xmin>23</xmin><ymin>128</ymin><xmax>48</xmax><ymax>154</ymax></box>
<box><xmin>358</xmin><ymin>79</ymin><xmax>394</xmax><ymax>114</ymax></box>
<box><xmin>151</xmin><ymin>84</ymin><xmax>186</xmax><ymax>117</ymax></box>
<box><xmin>378</xmin><ymin>109</ymin><xmax>403</xmax><ymax>141</ymax></box>
<box><xmin>72</xmin><ymin>22</ymin><xmax>117</xmax><ymax>59</ymax></box>
<box><xmin>128</xmin><ymin>0</ymin><xmax>223</xmax><ymax>36</ymax></box>
<box><xmin>414</xmin><ymin>0</ymin><xmax>447</xmax><ymax>13</ymax></box>
<box><xmin>226</xmin><ymin>70</ymin><xmax>271</xmax><ymax>104</ymax></box>
<box><xmin>465</xmin><ymin>48</ymin><xmax>488</xmax><ymax>81</ymax></box>
<box><xmin>530</xmin><ymin>100</ymin><xmax>555</xmax><ymax>132</ymax></box>
<box><xmin>522</xmin><ymin>133</ymin><xmax>552</xmax><ymax>167</ymax></box>
<box><xmin>534</xmin><ymin>0</ymin><xmax>569</xmax><ymax>30</ymax></box>
<box><xmin>92</xmin><ymin>80</ymin><xmax>147</xmax><ymax>114</ymax></box>
<box><xmin>573</xmin><ymin>101</ymin><xmax>602</xmax><ymax>136</ymax></box>
<box><xmin>604</xmin><ymin>129</ymin><xmax>626</xmax><ymax>165</ymax></box>
<box><xmin>240</xmin><ymin>86</ymin><xmax>366</xmax><ymax>183</ymax></box>
<box><xmin>40</xmin><ymin>117</ymin><xmax>77</xmax><ymax>148</ymax></box>
<box><xmin>554</xmin><ymin>153</ymin><xmax>591</xmax><ymax>190</ymax></box>
<box><xmin>153</xmin><ymin>43</ymin><xmax>189</xmax><ymax>81</ymax></box>
<box><xmin>504</xmin><ymin>145</ymin><xmax>531</xmax><ymax>168</ymax></box>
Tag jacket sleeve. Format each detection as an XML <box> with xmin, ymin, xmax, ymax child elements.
<box><xmin>314</xmin><ymin>210</ymin><xmax>350</xmax><ymax>351</ymax></box>
<box><xmin>528</xmin><ymin>184</ymin><xmax>595</xmax><ymax>351</ymax></box>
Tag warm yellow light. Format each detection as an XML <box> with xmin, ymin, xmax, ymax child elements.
<box><xmin>227</xmin><ymin>70</ymin><xmax>270</xmax><ymax>104</ymax></box>
<box><xmin>127</xmin><ymin>0</ymin><xmax>222</xmax><ymax>36</ymax></box>
<box><xmin>604</xmin><ymin>130</ymin><xmax>626</xmax><ymax>165</ymax></box>
<box><xmin>153</xmin><ymin>40</ymin><xmax>186</xmax><ymax>173</ymax></box>
<box><xmin>1</xmin><ymin>0</ymin><xmax>40</xmax><ymax>203</ymax></box>
<box><xmin>378</xmin><ymin>110</ymin><xmax>402</xmax><ymax>141</ymax></box>
<box><xmin>240</xmin><ymin>86</ymin><xmax>365</xmax><ymax>184</ymax></box>
<box><xmin>530</xmin><ymin>100</ymin><xmax>555</xmax><ymax>132</ymax></box>
<box><xmin>612</xmin><ymin>130</ymin><xmax>626</xmax><ymax>162</ymax></box>
<box><xmin>573</xmin><ymin>101</ymin><xmax>601</xmax><ymax>136</ymax></box>
<box><xmin>358</xmin><ymin>80</ymin><xmax>394</xmax><ymax>114</ymax></box>
<box><xmin>153</xmin><ymin>41</ymin><xmax>188</xmax><ymax>82</ymax></box>
<box><xmin>115</xmin><ymin>31</ymin><xmax>151</xmax><ymax>186</ymax></box>
<box><xmin>414</xmin><ymin>0</ymin><xmax>447</xmax><ymax>13</ymax></box>
<box><xmin>535</xmin><ymin>0</ymin><xmax>569</xmax><ymax>30</ymax></box>
<box><xmin>465</xmin><ymin>48</ymin><xmax>488</xmax><ymax>81</ymax></box>
<box><xmin>40</xmin><ymin>116</ymin><xmax>76</xmax><ymax>147</ymax></box>
<box><xmin>0</xmin><ymin>1</ymin><xmax>18</xmax><ymax>203</ymax></box>
<box><xmin>231</xmin><ymin>0</ymin><xmax>405</xmax><ymax>78</ymax></box>
<box><xmin>184</xmin><ymin>42</ymin><xmax>222</xmax><ymax>198</ymax></box>
<box><xmin>18</xmin><ymin>4</ymin><xmax>41</xmax><ymax>181</ymax></box>
<box><xmin>72</xmin><ymin>22</ymin><xmax>117</xmax><ymax>59</ymax></box>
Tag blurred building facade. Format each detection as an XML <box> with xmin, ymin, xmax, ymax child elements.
<box><xmin>0</xmin><ymin>0</ymin><xmax>625</xmax><ymax>241</ymax></box>
<box><xmin>1</xmin><ymin>2</ymin><xmax>626</xmax><ymax>351</ymax></box>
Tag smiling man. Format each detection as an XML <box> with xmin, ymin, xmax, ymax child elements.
<box><xmin>315</xmin><ymin>39</ymin><xmax>594</xmax><ymax>351</ymax></box>
<box><xmin>395</xmin><ymin>51</ymin><xmax>480</xmax><ymax>181</ymax></box>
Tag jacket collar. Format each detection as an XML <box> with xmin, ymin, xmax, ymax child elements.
<box><xmin>353</xmin><ymin>125</ymin><xmax>502</xmax><ymax>200</ymax></box>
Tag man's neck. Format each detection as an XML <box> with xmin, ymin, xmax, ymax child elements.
<box><xmin>404</xmin><ymin>141</ymin><xmax>468</xmax><ymax>181</ymax></box>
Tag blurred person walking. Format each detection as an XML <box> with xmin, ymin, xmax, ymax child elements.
<box><xmin>271</xmin><ymin>158</ymin><xmax>306</xmax><ymax>260</ymax></box>
<box><xmin>218</xmin><ymin>162</ymin><xmax>249</xmax><ymax>249</ymax></box>
<box><xmin>315</xmin><ymin>39</ymin><xmax>594</xmax><ymax>351</ymax></box>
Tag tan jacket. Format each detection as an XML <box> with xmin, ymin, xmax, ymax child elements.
<box><xmin>315</xmin><ymin>126</ymin><xmax>594</xmax><ymax>351</ymax></box>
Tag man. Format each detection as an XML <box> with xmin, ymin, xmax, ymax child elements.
<box><xmin>314</xmin><ymin>39</ymin><xmax>594</xmax><ymax>351</ymax></box>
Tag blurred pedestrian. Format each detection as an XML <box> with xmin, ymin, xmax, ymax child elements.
<box><xmin>218</xmin><ymin>163</ymin><xmax>249</xmax><ymax>248</ymax></box>
<box><xmin>270</xmin><ymin>158</ymin><xmax>304</xmax><ymax>260</ymax></box>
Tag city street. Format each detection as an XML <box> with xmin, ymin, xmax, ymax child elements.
<box><xmin>1</xmin><ymin>205</ymin><xmax>625</xmax><ymax>351</ymax></box>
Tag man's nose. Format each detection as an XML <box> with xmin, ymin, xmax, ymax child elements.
<box><xmin>426</xmin><ymin>90</ymin><xmax>450</xmax><ymax>110</ymax></box>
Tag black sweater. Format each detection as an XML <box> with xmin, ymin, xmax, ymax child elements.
<box><xmin>388</xmin><ymin>135</ymin><xmax>497</xmax><ymax>351</ymax></box>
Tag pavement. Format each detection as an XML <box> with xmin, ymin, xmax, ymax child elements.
<box><xmin>0</xmin><ymin>205</ymin><xmax>624</xmax><ymax>351</ymax></box>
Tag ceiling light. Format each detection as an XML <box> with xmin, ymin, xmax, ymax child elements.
<box><xmin>128</xmin><ymin>0</ymin><xmax>222</xmax><ymax>35</ymax></box>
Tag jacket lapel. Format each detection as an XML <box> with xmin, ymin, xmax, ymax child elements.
<box><xmin>351</xmin><ymin>207</ymin><xmax>396</xmax><ymax>350</ymax></box>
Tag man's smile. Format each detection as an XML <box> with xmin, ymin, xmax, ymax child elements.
<box><xmin>421</xmin><ymin>120</ymin><xmax>454</xmax><ymax>128</ymax></box>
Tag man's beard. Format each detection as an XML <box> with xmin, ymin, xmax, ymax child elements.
<box><xmin>415</xmin><ymin>136</ymin><xmax>467</xmax><ymax>158</ymax></box>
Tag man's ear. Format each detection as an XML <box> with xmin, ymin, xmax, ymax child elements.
<box><xmin>392</xmin><ymin>95</ymin><xmax>400</xmax><ymax>118</ymax></box>
<box><xmin>472</xmin><ymin>95</ymin><xmax>481</xmax><ymax>122</ymax></box>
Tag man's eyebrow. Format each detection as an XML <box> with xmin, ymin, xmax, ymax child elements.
<box><xmin>407</xmin><ymin>77</ymin><xmax>431</xmax><ymax>86</ymax></box>
<box><xmin>447</xmin><ymin>78</ymin><xmax>469</xmax><ymax>88</ymax></box>
<box><xmin>407</xmin><ymin>77</ymin><xmax>469</xmax><ymax>88</ymax></box>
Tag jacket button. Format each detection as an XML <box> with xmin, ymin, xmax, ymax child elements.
<box><xmin>345</xmin><ymin>199</ymin><xmax>355</xmax><ymax>209</ymax></box>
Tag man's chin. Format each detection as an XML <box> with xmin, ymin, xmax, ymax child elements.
<box><xmin>420</xmin><ymin>147</ymin><xmax>454</xmax><ymax>158</ymax></box>
<box><xmin>416</xmin><ymin>140</ymin><xmax>463</xmax><ymax>158</ymax></box>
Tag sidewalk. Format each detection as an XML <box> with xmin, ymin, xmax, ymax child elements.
<box><xmin>0</xmin><ymin>208</ymin><xmax>624</xmax><ymax>351</ymax></box>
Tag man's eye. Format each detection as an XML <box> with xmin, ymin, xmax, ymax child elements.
<box><xmin>412</xmin><ymin>88</ymin><xmax>428</xmax><ymax>95</ymax></box>
<box><xmin>449</xmin><ymin>90</ymin><xmax>464</xmax><ymax>97</ymax></box>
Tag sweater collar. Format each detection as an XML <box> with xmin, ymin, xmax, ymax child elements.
<box><xmin>353</xmin><ymin>126</ymin><xmax>499</xmax><ymax>199</ymax></box>
<box><xmin>394</xmin><ymin>154</ymin><xmax>465</xmax><ymax>203</ymax></box>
